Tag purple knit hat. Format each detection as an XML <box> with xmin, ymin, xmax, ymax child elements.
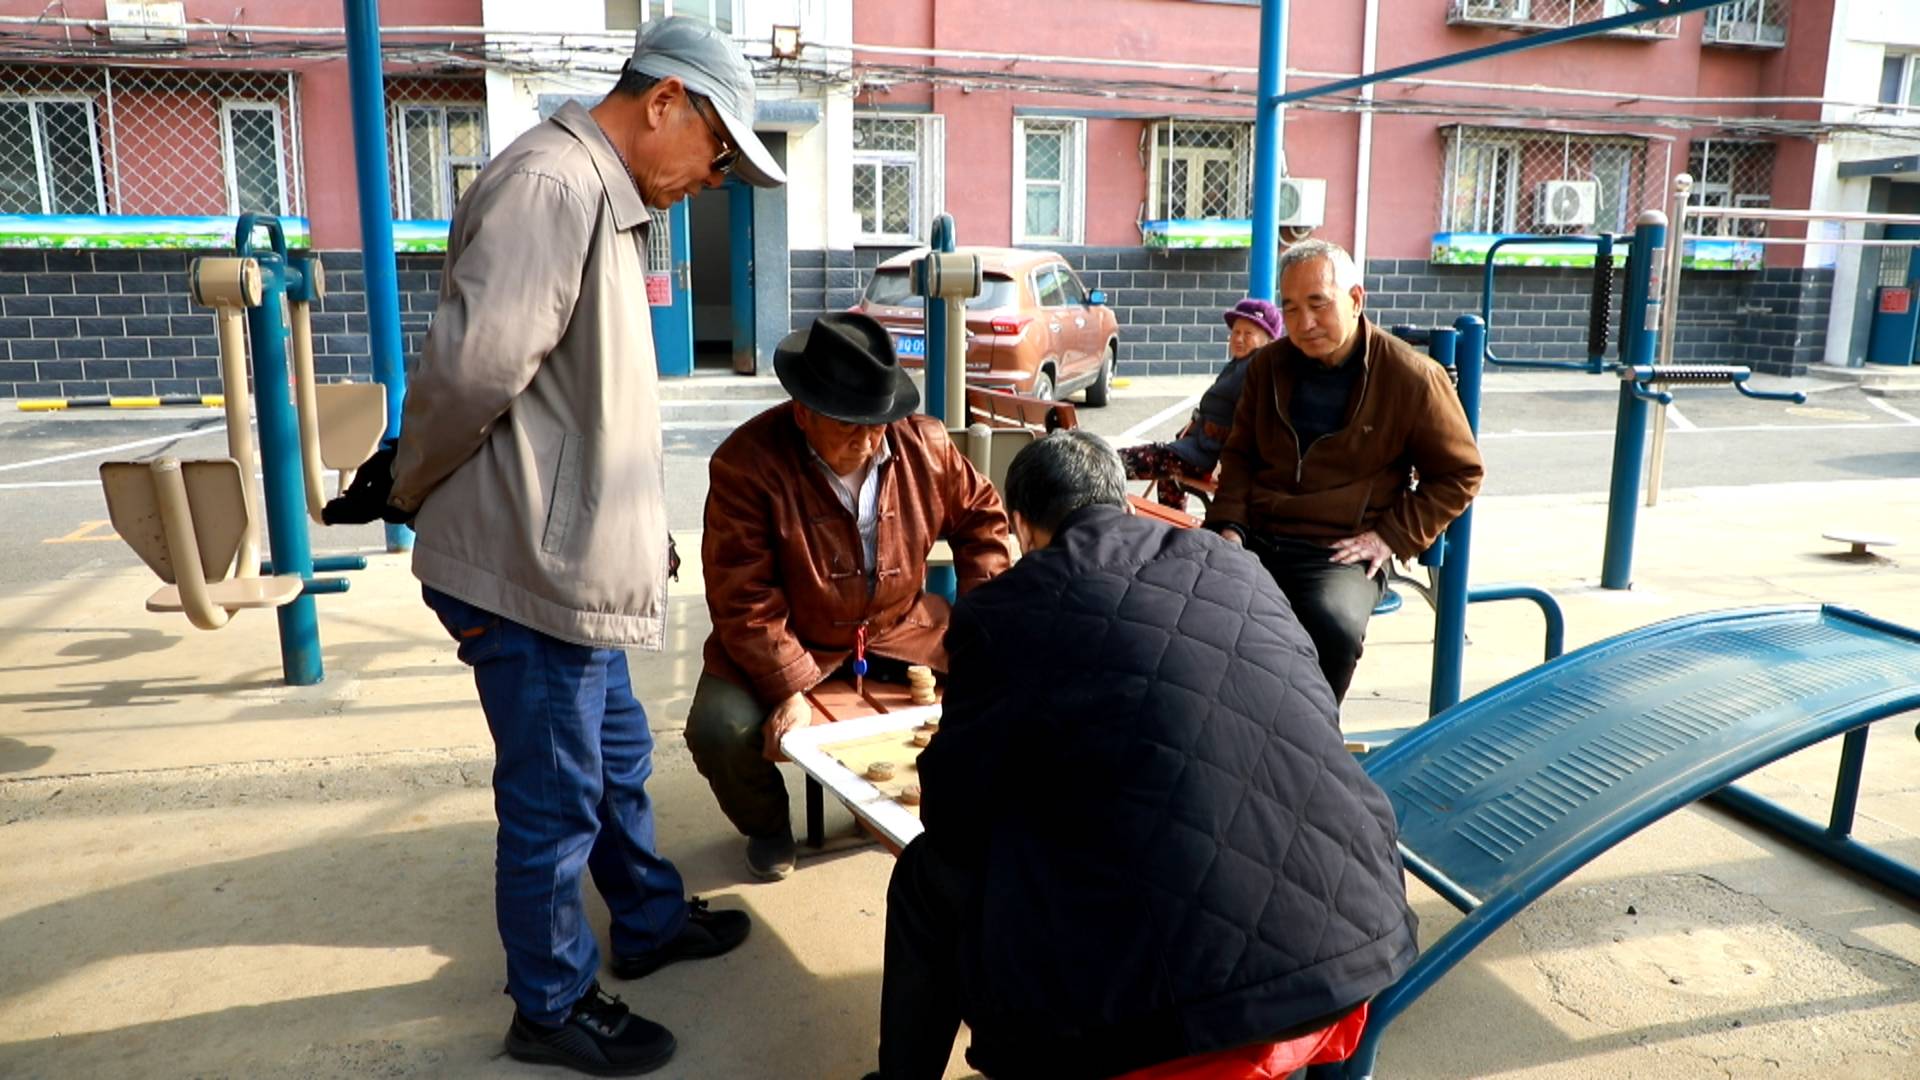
<box><xmin>1223</xmin><ymin>297</ymin><xmax>1284</xmax><ymax>340</ymax></box>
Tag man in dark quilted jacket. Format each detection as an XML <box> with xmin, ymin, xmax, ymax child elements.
<box><xmin>867</xmin><ymin>430</ymin><xmax>1419</xmax><ymax>1080</ymax></box>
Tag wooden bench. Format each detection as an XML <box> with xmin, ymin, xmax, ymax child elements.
<box><xmin>966</xmin><ymin>385</ymin><xmax>1078</xmax><ymax>433</ymax></box>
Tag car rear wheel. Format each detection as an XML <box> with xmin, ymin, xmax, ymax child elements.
<box><xmin>1029</xmin><ymin>368</ymin><xmax>1055</xmax><ymax>401</ymax></box>
<box><xmin>1083</xmin><ymin>343</ymin><xmax>1116</xmax><ymax>407</ymax></box>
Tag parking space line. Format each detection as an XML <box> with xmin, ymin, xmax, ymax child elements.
<box><xmin>1866</xmin><ymin>396</ymin><xmax>1920</xmax><ymax>426</ymax></box>
<box><xmin>1663</xmin><ymin>404</ymin><xmax>1697</xmax><ymax>432</ymax></box>
<box><xmin>0</xmin><ymin>479</ymin><xmax>103</xmax><ymax>490</ymax></box>
<box><xmin>45</xmin><ymin>519</ymin><xmax>119</xmax><ymax>544</ymax></box>
<box><xmin>0</xmin><ymin>425</ymin><xmax>227</xmax><ymax>474</ymax></box>
<box><xmin>1118</xmin><ymin>394</ymin><xmax>1204</xmax><ymax>445</ymax></box>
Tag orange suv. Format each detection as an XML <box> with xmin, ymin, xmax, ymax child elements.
<box><xmin>854</xmin><ymin>246</ymin><xmax>1120</xmax><ymax>405</ymax></box>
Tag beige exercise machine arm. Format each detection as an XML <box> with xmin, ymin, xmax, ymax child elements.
<box><xmin>149</xmin><ymin>459</ymin><xmax>233</xmax><ymax>630</ymax></box>
<box><xmin>287</xmin><ymin>256</ymin><xmax>329</xmax><ymax>524</ymax></box>
<box><xmin>192</xmin><ymin>257</ymin><xmax>265</xmax><ymax>580</ymax></box>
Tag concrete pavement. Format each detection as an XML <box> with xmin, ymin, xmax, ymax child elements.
<box><xmin>1</xmin><ymin>453</ymin><xmax>1918</xmax><ymax>1077</ymax></box>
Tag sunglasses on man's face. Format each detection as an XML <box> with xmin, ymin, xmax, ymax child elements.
<box><xmin>689</xmin><ymin>96</ymin><xmax>740</xmax><ymax>177</ymax></box>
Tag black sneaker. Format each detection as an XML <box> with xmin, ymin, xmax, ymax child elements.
<box><xmin>505</xmin><ymin>982</ymin><xmax>676</xmax><ymax>1076</ymax></box>
<box><xmin>610</xmin><ymin>896</ymin><xmax>752</xmax><ymax>980</ymax></box>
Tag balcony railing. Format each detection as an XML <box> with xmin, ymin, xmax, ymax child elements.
<box><xmin>1702</xmin><ymin>0</ymin><xmax>1789</xmax><ymax>49</ymax></box>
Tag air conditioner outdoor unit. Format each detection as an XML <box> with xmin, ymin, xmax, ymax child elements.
<box><xmin>1274</xmin><ymin>177</ymin><xmax>1327</xmax><ymax>228</ymax></box>
<box><xmin>1537</xmin><ymin>180</ymin><xmax>1598</xmax><ymax>228</ymax></box>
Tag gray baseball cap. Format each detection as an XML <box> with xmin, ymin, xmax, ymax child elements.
<box><xmin>626</xmin><ymin>16</ymin><xmax>785</xmax><ymax>188</ymax></box>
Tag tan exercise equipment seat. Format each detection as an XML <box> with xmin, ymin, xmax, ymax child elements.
<box><xmin>100</xmin><ymin>458</ymin><xmax>302</xmax><ymax>630</ymax></box>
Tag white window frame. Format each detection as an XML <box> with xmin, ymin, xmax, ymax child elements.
<box><xmin>618</xmin><ymin>0</ymin><xmax>740</xmax><ymax>32</ymax></box>
<box><xmin>852</xmin><ymin>113</ymin><xmax>945</xmax><ymax>246</ymax></box>
<box><xmin>0</xmin><ymin>95</ymin><xmax>107</xmax><ymax>215</ymax></box>
<box><xmin>1687</xmin><ymin>139</ymin><xmax>1772</xmax><ymax>238</ymax></box>
<box><xmin>1882</xmin><ymin>53</ymin><xmax>1920</xmax><ymax>111</ymax></box>
<box><xmin>1588</xmin><ymin>142</ymin><xmax>1636</xmax><ymax>234</ymax></box>
<box><xmin>221</xmin><ymin>100</ymin><xmax>287</xmax><ymax>216</ymax></box>
<box><xmin>1013</xmin><ymin>116</ymin><xmax>1085</xmax><ymax>246</ymax></box>
<box><xmin>393</xmin><ymin>102</ymin><xmax>489</xmax><ymax>221</ymax></box>
<box><xmin>1441</xmin><ymin>133</ymin><xmax>1521</xmax><ymax>234</ymax></box>
<box><xmin>1146</xmin><ymin>120</ymin><xmax>1253</xmax><ymax>221</ymax></box>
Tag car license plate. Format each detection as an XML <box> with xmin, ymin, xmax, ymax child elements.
<box><xmin>893</xmin><ymin>333</ymin><xmax>926</xmax><ymax>358</ymax></box>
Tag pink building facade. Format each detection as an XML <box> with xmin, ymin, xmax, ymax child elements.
<box><xmin>802</xmin><ymin>0</ymin><xmax>1832</xmax><ymax>376</ymax></box>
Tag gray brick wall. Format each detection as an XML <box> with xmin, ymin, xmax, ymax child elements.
<box><xmin>1</xmin><ymin>244</ymin><xmax>1830</xmax><ymax>396</ymax></box>
<box><xmin>0</xmin><ymin>248</ymin><xmax>443</xmax><ymax>399</ymax></box>
<box><xmin>788</xmin><ymin>248</ymin><xmax>1831</xmax><ymax>380</ymax></box>
<box><xmin>1367</xmin><ymin>258</ymin><xmax>1831</xmax><ymax>377</ymax></box>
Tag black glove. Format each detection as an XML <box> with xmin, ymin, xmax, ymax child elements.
<box><xmin>322</xmin><ymin>440</ymin><xmax>414</xmax><ymax>526</ymax></box>
<box><xmin>667</xmin><ymin>534</ymin><xmax>681</xmax><ymax>583</ymax></box>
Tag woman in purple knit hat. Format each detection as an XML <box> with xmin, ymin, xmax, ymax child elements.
<box><xmin>1120</xmin><ymin>297</ymin><xmax>1282</xmax><ymax>511</ymax></box>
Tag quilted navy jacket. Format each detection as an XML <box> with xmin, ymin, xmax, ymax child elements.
<box><xmin>917</xmin><ymin>504</ymin><xmax>1418</xmax><ymax>1079</ymax></box>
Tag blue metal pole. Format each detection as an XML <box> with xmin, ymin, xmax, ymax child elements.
<box><xmin>1601</xmin><ymin>212</ymin><xmax>1667</xmax><ymax>590</ymax></box>
<box><xmin>1248</xmin><ymin>0</ymin><xmax>1286</xmax><ymax>300</ymax></box>
<box><xmin>237</xmin><ymin>216</ymin><xmax>323</xmax><ymax>686</ymax></box>
<box><xmin>1828</xmin><ymin>727</ymin><xmax>1869</xmax><ymax>835</ymax></box>
<box><xmin>923</xmin><ymin>214</ymin><xmax>958</xmax><ymax>605</ymax></box>
<box><xmin>1428</xmin><ymin>315</ymin><xmax>1483</xmax><ymax>716</ymax></box>
<box><xmin>728</xmin><ymin>181</ymin><xmax>754</xmax><ymax>373</ymax></box>
<box><xmin>1465</xmin><ymin>585</ymin><xmax>1565</xmax><ymax>661</ymax></box>
<box><xmin>925</xmin><ymin>214</ymin><xmax>954</xmax><ymax>422</ymax></box>
<box><xmin>343</xmin><ymin>0</ymin><xmax>412</xmax><ymax>554</ymax></box>
<box><xmin>1417</xmin><ymin>326</ymin><xmax>1456</xmax><ymax>571</ymax></box>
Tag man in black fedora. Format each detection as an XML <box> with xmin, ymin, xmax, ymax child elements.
<box><xmin>688</xmin><ymin>312</ymin><xmax>1012</xmax><ymax>880</ymax></box>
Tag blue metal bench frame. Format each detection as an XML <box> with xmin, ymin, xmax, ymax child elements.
<box><xmin>1320</xmin><ymin>603</ymin><xmax>1920</xmax><ymax>1080</ymax></box>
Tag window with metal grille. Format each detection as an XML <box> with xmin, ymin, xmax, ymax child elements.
<box><xmin>1440</xmin><ymin>126</ymin><xmax>1652</xmax><ymax>235</ymax></box>
<box><xmin>853</xmin><ymin>115</ymin><xmax>937</xmax><ymax>243</ymax></box>
<box><xmin>607</xmin><ymin>0</ymin><xmax>734</xmax><ymax>32</ymax></box>
<box><xmin>0</xmin><ymin>97</ymin><xmax>105</xmax><ymax>215</ymax></box>
<box><xmin>223</xmin><ymin>102</ymin><xmax>286</xmax><ymax>215</ymax></box>
<box><xmin>0</xmin><ymin>65</ymin><xmax>301</xmax><ymax>219</ymax></box>
<box><xmin>1015</xmin><ymin>117</ymin><xmax>1083</xmax><ymax>245</ymax></box>
<box><xmin>396</xmin><ymin>105</ymin><xmax>489</xmax><ymax>220</ymax></box>
<box><xmin>1687</xmin><ymin>139</ymin><xmax>1774</xmax><ymax>238</ymax></box>
<box><xmin>1702</xmin><ymin>0</ymin><xmax>1789</xmax><ymax>48</ymax></box>
<box><xmin>1447</xmin><ymin>0</ymin><xmax>1678</xmax><ymax>37</ymax></box>
<box><xmin>646</xmin><ymin>208</ymin><xmax>673</xmax><ymax>273</ymax></box>
<box><xmin>1147</xmin><ymin>120</ymin><xmax>1251</xmax><ymax>220</ymax></box>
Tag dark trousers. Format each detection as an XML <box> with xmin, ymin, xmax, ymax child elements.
<box><xmin>878</xmin><ymin>839</ymin><xmax>1320</xmax><ymax>1080</ymax></box>
<box><xmin>684</xmin><ymin>673</ymin><xmax>791</xmax><ymax>839</ymax></box>
<box><xmin>878</xmin><ymin>836</ymin><xmax>980</xmax><ymax>1080</ymax></box>
<box><xmin>1251</xmin><ymin>536</ymin><xmax>1387</xmax><ymax>704</ymax></box>
<box><xmin>424</xmin><ymin>587</ymin><xmax>689</xmax><ymax>1025</ymax></box>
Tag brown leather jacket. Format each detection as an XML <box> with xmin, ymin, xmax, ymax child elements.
<box><xmin>702</xmin><ymin>403</ymin><xmax>1012</xmax><ymax>706</ymax></box>
<box><xmin>1205</xmin><ymin>316</ymin><xmax>1484</xmax><ymax>560</ymax></box>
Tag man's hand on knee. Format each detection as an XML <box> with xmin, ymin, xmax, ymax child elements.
<box><xmin>1330</xmin><ymin>530</ymin><xmax>1393</xmax><ymax>579</ymax></box>
<box><xmin>761</xmin><ymin>691</ymin><xmax>812</xmax><ymax>762</ymax></box>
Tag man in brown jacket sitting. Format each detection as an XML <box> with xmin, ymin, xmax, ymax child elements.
<box><xmin>690</xmin><ymin>312</ymin><xmax>1012</xmax><ymax>881</ymax></box>
<box><xmin>1206</xmin><ymin>239</ymin><xmax>1484</xmax><ymax>704</ymax></box>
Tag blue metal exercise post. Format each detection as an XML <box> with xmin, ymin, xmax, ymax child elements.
<box><xmin>1323</xmin><ymin>604</ymin><xmax>1920</xmax><ymax>1079</ymax></box>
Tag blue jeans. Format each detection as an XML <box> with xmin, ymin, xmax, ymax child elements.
<box><xmin>424</xmin><ymin>587</ymin><xmax>689</xmax><ymax>1025</ymax></box>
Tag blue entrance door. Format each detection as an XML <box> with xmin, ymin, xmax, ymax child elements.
<box><xmin>1866</xmin><ymin>223</ymin><xmax>1920</xmax><ymax>367</ymax></box>
<box><xmin>647</xmin><ymin>203</ymin><xmax>693</xmax><ymax>376</ymax></box>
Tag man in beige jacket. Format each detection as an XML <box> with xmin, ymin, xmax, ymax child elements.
<box><xmin>324</xmin><ymin>17</ymin><xmax>781</xmax><ymax>1077</ymax></box>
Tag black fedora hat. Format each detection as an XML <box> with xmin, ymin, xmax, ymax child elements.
<box><xmin>774</xmin><ymin>312</ymin><xmax>921</xmax><ymax>426</ymax></box>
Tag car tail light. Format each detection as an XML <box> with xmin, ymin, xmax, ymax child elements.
<box><xmin>989</xmin><ymin>315</ymin><xmax>1032</xmax><ymax>335</ymax></box>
